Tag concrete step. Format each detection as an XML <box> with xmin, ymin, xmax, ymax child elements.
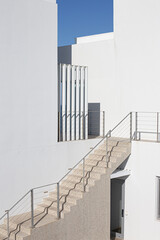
<box><xmin>44</xmin><ymin>194</ymin><xmax>78</xmax><ymax>206</ymax></box>
<box><xmin>60</xmin><ymin>181</ymin><xmax>91</xmax><ymax>192</ymax></box>
<box><xmin>4</xmin><ymin>211</ymin><xmax>45</xmax><ymax>237</ymax></box>
<box><xmin>9</xmin><ymin>230</ymin><xmax>29</xmax><ymax>240</ymax></box>
<box><xmin>62</xmin><ymin>177</ymin><xmax>95</xmax><ymax>189</ymax></box>
<box><xmin>94</xmin><ymin>146</ymin><xmax>128</xmax><ymax>155</ymax></box>
<box><xmin>49</xmin><ymin>188</ymin><xmax>83</xmax><ymax>202</ymax></box>
<box><xmin>38</xmin><ymin>199</ymin><xmax>73</xmax><ymax>214</ymax></box>
<box><xmin>72</xmin><ymin>169</ymin><xmax>101</xmax><ymax>180</ymax></box>
<box><xmin>77</xmin><ymin>163</ymin><xmax>106</xmax><ymax>174</ymax></box>
<box><xmin>88</xmin><ymin>151</ymin><xmax>123</xmax><ymax>160</ymax></box>
<box><xmin>0</xmin><ymin>231</ymin><xmax>7</xmax><ymax>240</ymax></box>
<box><xmin>0</xmin><ymin>223</ymin><xmax>29</xmax><ymax>240</ymax></box>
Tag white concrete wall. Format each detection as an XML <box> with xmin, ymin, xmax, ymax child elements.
<box><xmin>59</xmin><ymin>0</ymin><xmax>160</xmax><ymax>128</ymax></box>
<box><xmin>58</xmin><ymin>1</ymin><xmax>160</xmax><ymax>238</ymax></box>
<box><xmin>124</xmin><ymin>141</ymin><xmax>160</xmax><ymax>240</ymax></box>
<box><xmin>58</xmin><ymin>33</ymin><xmax>116</xmax><ymax>130</ymax></box>
<box><xmin>114</xmin><ymin>0</ymin><xmax>160</xmax><ymax>114</ymax></box>
<box><xmin>0</xmin><ymin>0</ymin><xmax>100</xmax><ymax>216</ymax></box>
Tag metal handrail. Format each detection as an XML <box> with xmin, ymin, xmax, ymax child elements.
<box><xmin>58</xmin><ymin>130</ymin><xmax>111</xmax><ymax>183</ymax></box>
<box><xmin>8</xmin><ymin>190</ymin><xmax>31</xmax><ymax>212</ymax></box>
<box><xmin>0</xmin><ymin>212</ymin><xmax>7</xmax><ymax>221</ymax></box>
<box><xmin>33</xmin><ymin>182</ymin><xmax>57</xmax><ymax>191</ymax></box>
<box><xmin>0</xmin><ymin>112</ymin><xmax>131</xmax><ymax>239</ymax></box>
<box><xmin>2</xmin><ymin>111</ymin><xmax>160</xmax><ymax>239</ymax></box>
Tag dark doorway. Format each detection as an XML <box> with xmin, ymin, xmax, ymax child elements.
<box><xmin>111</xmin><ymin>179</ymin><xmax>125</xmax><ymax>240</ymax></box>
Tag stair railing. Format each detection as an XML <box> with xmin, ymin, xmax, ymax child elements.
<box><xmin>0</xmin><ymin>112</ymin><xmax>132</xmax><ymax>240</ymax></box>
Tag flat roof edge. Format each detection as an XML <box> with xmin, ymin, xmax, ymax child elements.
<box><xmin>75</xmin><ymin>32</ymin><xmax>114</xmax><ymax>44</ymax></box>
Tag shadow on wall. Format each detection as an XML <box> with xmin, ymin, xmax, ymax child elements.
<box><xmin>58</xmin><ymin>45</ymin><xmax>72</xmax><ymax>64</ymax></box>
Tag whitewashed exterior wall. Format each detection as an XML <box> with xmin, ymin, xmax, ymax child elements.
<box><xmin>124</xmin><ymin>141</ymin><xmax>160</xmax><ymax>240</ymax></box>
<box><xmin>58</xmin><ymin>1</ymin><xmax>160</xmax><ymax>238</ymax></box>
<box><xmin>0</xmin><ymin>0</ymin><xmax>100</xmax><ymax>216</ymax></box>
<box><xmin>58</xmin><ymin>33</ymin><xmax>115</xmax><ymax>130</ymax></box>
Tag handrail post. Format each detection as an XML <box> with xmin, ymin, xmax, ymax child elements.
<box><xmin>83</xmin><ymin>158</ymin><xmax>85</xmax><ymax>192</ymax></box>
<box><xmin>6</xmin><ymin>210</ymin><xmax>9</xmax><ymax>240</ymax></box>
<box><xmin>103</xmin><ymin>111</ymin><xmax>105</xmax><ymax>137</ymax></box>
<box><xmin>130</xmin><ymin>112</ymin><xmax>132</xmax><ymax>141</ymax></box>
<box><xmin>57</xmin><ymin>183</ymin><xmax>60</xmax><ymax>219</ymax></box>
<box><xmin>135</xmin><ymin>112</ymin><xmax>138</xmax><ymax>141</ymax></box>
<box><xmin>106</xmin><ymin>134</ymin><xmax>108</xmax><ymax>167</ymax></box>
<box><xmin>31</xmin><ymin>189</ymin><xmax>34</xmax><ymax>228</ymax></box>
<box><xmin>157</xmin><ymin>112</ymin><xmax>159</xmax><ymax>142</ymax></box>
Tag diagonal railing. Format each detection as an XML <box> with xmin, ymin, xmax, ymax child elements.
<box><xmin>0</xmin><ymin>112</ymin><xmax>132</xmax><ymax>240</ymax></box>
<box><xmin>3</xmin><ymin>111</ymin><xmax>160</xmax><ymax>239</ymax></box>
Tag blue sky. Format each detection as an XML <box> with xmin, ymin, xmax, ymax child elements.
<box><xmin>57</xmin><ymin>0</ymin><xmax>113</xmax><ymax>46</ymax></box>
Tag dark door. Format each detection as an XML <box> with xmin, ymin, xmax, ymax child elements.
<box><xmin>111</xmin><ymin>179</ymin><xmax>125</xmax><ymax>239</ymax></box>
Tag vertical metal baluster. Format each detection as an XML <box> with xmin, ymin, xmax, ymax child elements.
<box><xmin>82</xmin><ymin>112</ymin><xmax>84</xmax><ymax>139</ymax></box>
<box><xmin>83</xmin><ymin>158</ymin><xmax>85</xmax><ymax>192</ymax></box>
<box><xmin>57</xmin><ymin>183</ymin><xmax>60</xmax><ymax>219</ymax></box>
<box><xmin>135</xmin><ymin>112</ymin><xmax>138</xmax><ymax>140</ymax></box>
<box><xmin>70</xmin><ymin>66</ymin><xmax>72</xmax><ymax>141</ymax></box>
<box><xmin>103</xmin><ymin>111</ymin><xmax>105</xmax><ymax>137</ymax></box>
<box><xmin>130</xmin><ymin>112</ymin><xmax>132</xmax><ymax>141</ymax></box>
<box><xmin>31</xmin><ymin>189</ymin><xmax>34</xmax><ymax>228</ymax></box>
<box><xmin>6</xmin><ymin>210</ymin><xmax>9</xmax><ymax>240</ymax></box>
<box><xmin>106</xmin><ymin>135</ymin><xmax>108</xmax><ymax>167</ymax></box>
<box><xmin>65</xmin><ymin>65</ymin><xmax>67</xmax><ymax>141</ymax></box>
<box><xmin>157</xmin><ymin>112</ymin><xmax>159</xmax><ymax>142</ymax></box>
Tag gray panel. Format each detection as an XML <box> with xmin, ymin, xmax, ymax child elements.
<box><xmin>88</xmin><ymin>103</ymin><xmax>100</xmax><ymax>137</ymax></box>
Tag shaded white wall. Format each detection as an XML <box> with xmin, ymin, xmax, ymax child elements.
<box><xmin>124</xmin><ymin>141</ymin><xmax>160</xmax><ymax>240</ymax></box>
<box><xmin>0</xmin><ymin>0</ymin><xmax>100</xmax><ymax>216</ymax></box>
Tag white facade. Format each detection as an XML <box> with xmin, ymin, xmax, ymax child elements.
<box><xmin>114</xmin><ymin>0</ymin><xmax>160</xmax><ymax>115</ymax></box>
<box><xmin>58</xmin><ymin>33</ymin><xmax>115</xmax><ymax>129</ymax></box>
<box><xmin>0</xmin><ymin>0</ymin><xmax>99</xmax><ymax>216</ymax></box>
<box><xmin>1</xmin><ymin>0</ymin><xmax>160</xmax><ymax>239</ymax></box>
<box><xmin>58</xmin><ymin>1</ymin><xmax>160</xmax><ymax>239</ymax></box>
<box><xmin>124</xmin><ymin>141</ymin><xmax>160</xmax><ymax>240</ymax></box>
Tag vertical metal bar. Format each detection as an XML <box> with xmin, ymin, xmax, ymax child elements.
<box><xmin>76</xmin><ymin>66</ymin><xmax>80</xmax><ymax>140</ymax></box>
<box><xmin>130</xmin><ymin>112</ymin><xmax>132</xmax><ymax>141</ymax></box>
<box><xmin>80</xmin><ymin>67</ymin><xmax>84</xmax><ymax>140</ymax></box>
<box><xmin>31</xmin><ymin>189</ymin><xmax>34</xmax><ymax>228</ymax></box>
<box><xmin>83</xmin><ymin>68</ymin><xmax>85</xmax><ymax>139</ymax></box>
<box><xmin>103</xmin><ymin>111</ymin><xmax>105</xmax><ymax>137</ymax></box>
<box><xmin>82</xmin><ymin>112</ymin><xmax>84</xmax><ymax>139</ymax></box>
<box><xmin>85</xmin><ymin>67</ymin><xmax>88</xmax><ymax>139</ymax></box>
<box><xmin>71</xmin><ymin>66</ymin><xmax>75</xmax><ymax>141</ymax></box>
<box><xmin>135</xmin><ymin>112</ymin><xmax>138</xmax><ymax>140</ymax></box>
<box><xmin>62</xmin><ymin>64</ymin><xmax>65</xmax><ymax>141</ymax></box>
<box><xmin>157</xmin><ymin>112</ymin><xmax>159</xmax><ymax>142</ymax></box>
<box><xmin>57</xmin><ymin>183</ymin><xmax>60</xmax><ymax>219</ymax></box>
<box><xmin>58</xmin><ymin>112</ymin><xmax>60</xmax><ymax>142</ymax></box>
<box><xmin>6</xmin><ymin>210</ymin><xmax>9</xmax><ymax>240</ymax></box>
<box><xmin>106</xmin><ymin>135</ymin><xmax>108</xmax><ymax>167</ymax></box>
<box><xmin>79</xmin><ymin>67</ymin><xmax>81</xmax><ymax>140</ymax></box>
<box><xmin>65</xmin><ymin>65</ymin><xmax>67</xmax><ymax>141</ymax></box>
<box><xmin>83</xmin><ymin>158</ymin><xmax>85</xmax><ymax>192</ymax></box>
<box><xmin>70</xmin><ymin>66</ymin><xmax>72</xmax><ymax>141</ymax></box>
<box><xmin>58</xmin><ymin>64</ymin><xmax>60</xmax><ymax>142</ymax></box>
<box><xmin>74</xmin><ymin>67</ymin><xmax>77</xmax><ymax>140</ymax></box>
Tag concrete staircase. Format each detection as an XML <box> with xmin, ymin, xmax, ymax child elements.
<box><xmin>0</xmin><ymin>137</ymin><xmax>131</xmax><ymax>240</ymax></box>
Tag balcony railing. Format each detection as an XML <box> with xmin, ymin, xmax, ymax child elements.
<box><xmin>58</xmin><ymin>111</ymin><xmax>105</xmax><ymax>142</ymax></box>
